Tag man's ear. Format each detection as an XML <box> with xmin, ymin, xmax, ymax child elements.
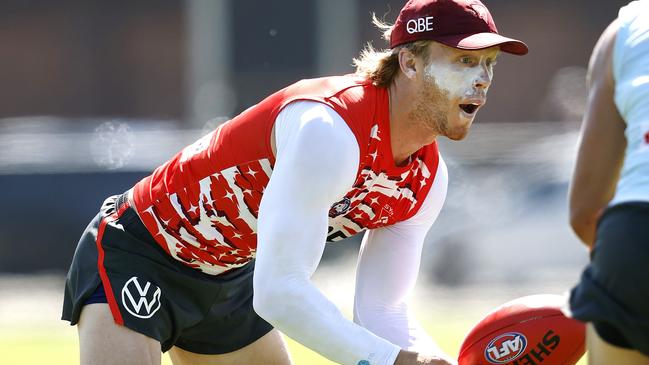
<box><xmin>398</xmin><ymin>48</ymin><xmax>418</xmax><ymax>79</ymax></box>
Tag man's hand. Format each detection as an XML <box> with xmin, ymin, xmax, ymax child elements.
<box><xmin>394</xmin><ymin>350</ymin><xmax>457</xmax><ymax>365</ymax></box>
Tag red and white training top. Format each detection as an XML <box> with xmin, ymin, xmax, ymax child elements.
<box><xmin>132</xmin><ymin>75</ymin><xmax>440</xmax><ymax>276</ymax></box>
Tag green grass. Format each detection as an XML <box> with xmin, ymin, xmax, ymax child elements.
<box><xmin>1</xmin><ymin>316</ymin><xmax>587</xmax><ymax>365</ymax></box>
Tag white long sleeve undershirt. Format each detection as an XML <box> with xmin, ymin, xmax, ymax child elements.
<box><xmin>354</xmin><ymin>158</ymin><xmax>448</xmax><ymax>357</ymax></box>
<box><xmin>253</xmin><ymin>100</ymin><xmax>448</xmax><ymax>365</ymax></box>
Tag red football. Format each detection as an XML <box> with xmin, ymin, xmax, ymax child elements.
<box><xmin>458</xmin><ymin>294</ymin><xmax>586</xmax><ymax>365</ymax></box>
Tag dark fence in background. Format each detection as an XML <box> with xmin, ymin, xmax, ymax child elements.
<box><xmin>0</xmin><ymin>172</ymin><xmax>147</xmax><ymax>273</ymax></box>
<box><xmin>0</xmin><ymin>0</ymin><xmax>629</xmax><ymax>123</ymax></box>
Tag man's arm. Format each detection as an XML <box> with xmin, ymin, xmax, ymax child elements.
<box><xmin>254</xmin><ymin>101</ymin><xmax>402</xmax><ymax>365</ymax></box>
<box><xmin>568</xmin><ymin>19</ymin><xmax>626</xmax><ymax>247</ymax></box>
<box><xmin>353</xmin><ymin>157</ymin><xmax>454</xmax><ymax>364</ymax></box>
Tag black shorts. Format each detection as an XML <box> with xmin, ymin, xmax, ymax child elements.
<box><xmin>61</xmin><ymin>192</ymin><xmax>273</xmax><ymax>353</ymax></box>
<box><xmin>569</xmin><ymin>202</ymin><xmax>649</xmax><ymax>356</ymax></box>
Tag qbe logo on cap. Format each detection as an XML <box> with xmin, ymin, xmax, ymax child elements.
<box><xmin>121</xmin><ymin>276</ymin><xmax>162</xmax><ymax>319</ymax></box>
<box><xmin>484</xmin><ymin>332</ymin><xmax>527</xmax><ymax>364</ymax></box>
<box><xmin>406</xmin><ymin>16</ymin><xmax>434</xmax><ymax>34</ymax></box>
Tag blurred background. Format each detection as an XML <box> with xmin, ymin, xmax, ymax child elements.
<box><xmin>0</xmin><ymin>0</ymin><xmax>628</xmax><ymax>363</ymax></box>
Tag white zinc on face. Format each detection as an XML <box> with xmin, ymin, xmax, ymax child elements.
<box><xmin>409</xmin><ymin>44</ymin><xmax>500</xmax><ymax>141</ymax></box>
<box><xmin>422</xmin><ymin>50</ymin><xmax>496</xmax><ymax>100</ymax></box>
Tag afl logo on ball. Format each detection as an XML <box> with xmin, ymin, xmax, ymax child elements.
<box><xmin>484</xmin><ymin>332</ymin><xmax>527</xmax><ymax>364</ymax></box>
<box><xmin>121</xmin><ymin>277</ymin><xmax>162</xmax><ymax>319</ymax></box>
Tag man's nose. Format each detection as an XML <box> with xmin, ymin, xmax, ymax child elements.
<box><xmin>474</xmin><ymin>65</ymin><xmax>493</xmax><ymax>90</ymax></box>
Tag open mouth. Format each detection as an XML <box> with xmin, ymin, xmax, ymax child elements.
<box><xmin>459</xmin><ymin>103</ymin><xmax>480</xmax><ymax>114</ymax></box>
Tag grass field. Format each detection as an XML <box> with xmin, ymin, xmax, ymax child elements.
<box><xmin>0</xmin><ymin>319</ymin><xmax>459</xmax><ymax>365</ymax></box>
<box><xmin>0</xmin><ymin>275</ymin><xmax>587</xmax><ymax>365</ymax></box>
<box><xmin>0</xmin><ymin>304</ymin><xmax>588</xmax><ymax>364</ymax></box>
<box><xmin>1</xmin><ymin>317</ymin><xmax>587</xmax><ymax>365</ymax></box>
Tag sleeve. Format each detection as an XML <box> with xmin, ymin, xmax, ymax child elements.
<box><xmin>353</xmin><ymin>155</ymin><xmax>450</xmax><ymax>358</ymax></box>
<box><xmin>254</xmin><ymin>100</ymin><xmax>402</xmax><ymax>365</ymax></box>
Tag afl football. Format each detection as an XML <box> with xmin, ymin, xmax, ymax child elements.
<box><xmin>458</xmin><ymin>294</ymin><xmax>585</xmax><ymax>365</ymax></box>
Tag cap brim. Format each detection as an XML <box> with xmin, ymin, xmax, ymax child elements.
<box><xmin>436</xmin><ymin>32</ymin><xmax>529</xmax><ymax>55</ymax></box>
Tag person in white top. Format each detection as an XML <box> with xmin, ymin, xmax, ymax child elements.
<box><xmin>569</xmin><ymin>1</ymin><xmax>649</xmax><ymax>364</ymax></box>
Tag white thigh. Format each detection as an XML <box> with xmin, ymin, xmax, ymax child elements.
<box><xmin>78</xmin><ymin>303</ymin><xmax>161</xmax><ymax>365</ymax></box>
<box><xmin>587</xmin><ymin>323</ymin><xmax>649</xmax><ymax>365</ymax></box>
<box><xmin>168</xmin><ymin>329</ymin><xmax>292</xmax><ymax>365</ymax></box>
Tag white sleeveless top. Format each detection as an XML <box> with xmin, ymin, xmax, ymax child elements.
<box><xmin>610</xmin><ymin>0</ymin><xmax>649</xmax><ymax>205</ymax></box>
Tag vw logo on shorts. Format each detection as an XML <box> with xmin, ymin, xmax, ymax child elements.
<box><xmin>121</xmin><ymin>277</ymin><xmax>162</xmax><ymax>319</ymax></box>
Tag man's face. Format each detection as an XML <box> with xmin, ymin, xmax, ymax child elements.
<box><xmin>409</xmin><ymin>42</ymin><xmax>499</xmax><ymax>140</ymax></box>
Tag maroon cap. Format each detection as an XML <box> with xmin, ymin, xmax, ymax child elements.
<box><xmin>390</xmin><ymin>0</ymin><xmax>528</xmax><ymax>55</ymax></box>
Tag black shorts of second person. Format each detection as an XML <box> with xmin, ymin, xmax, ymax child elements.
<box><xmin>569</xmin><ymin>202</ymin><xmax>649</xmax><ymax>356</ymax></box>
<box><xmin>61</xmin><ymin>192</ymin><xmax>273</xmax><ymax>354</ymax></box>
